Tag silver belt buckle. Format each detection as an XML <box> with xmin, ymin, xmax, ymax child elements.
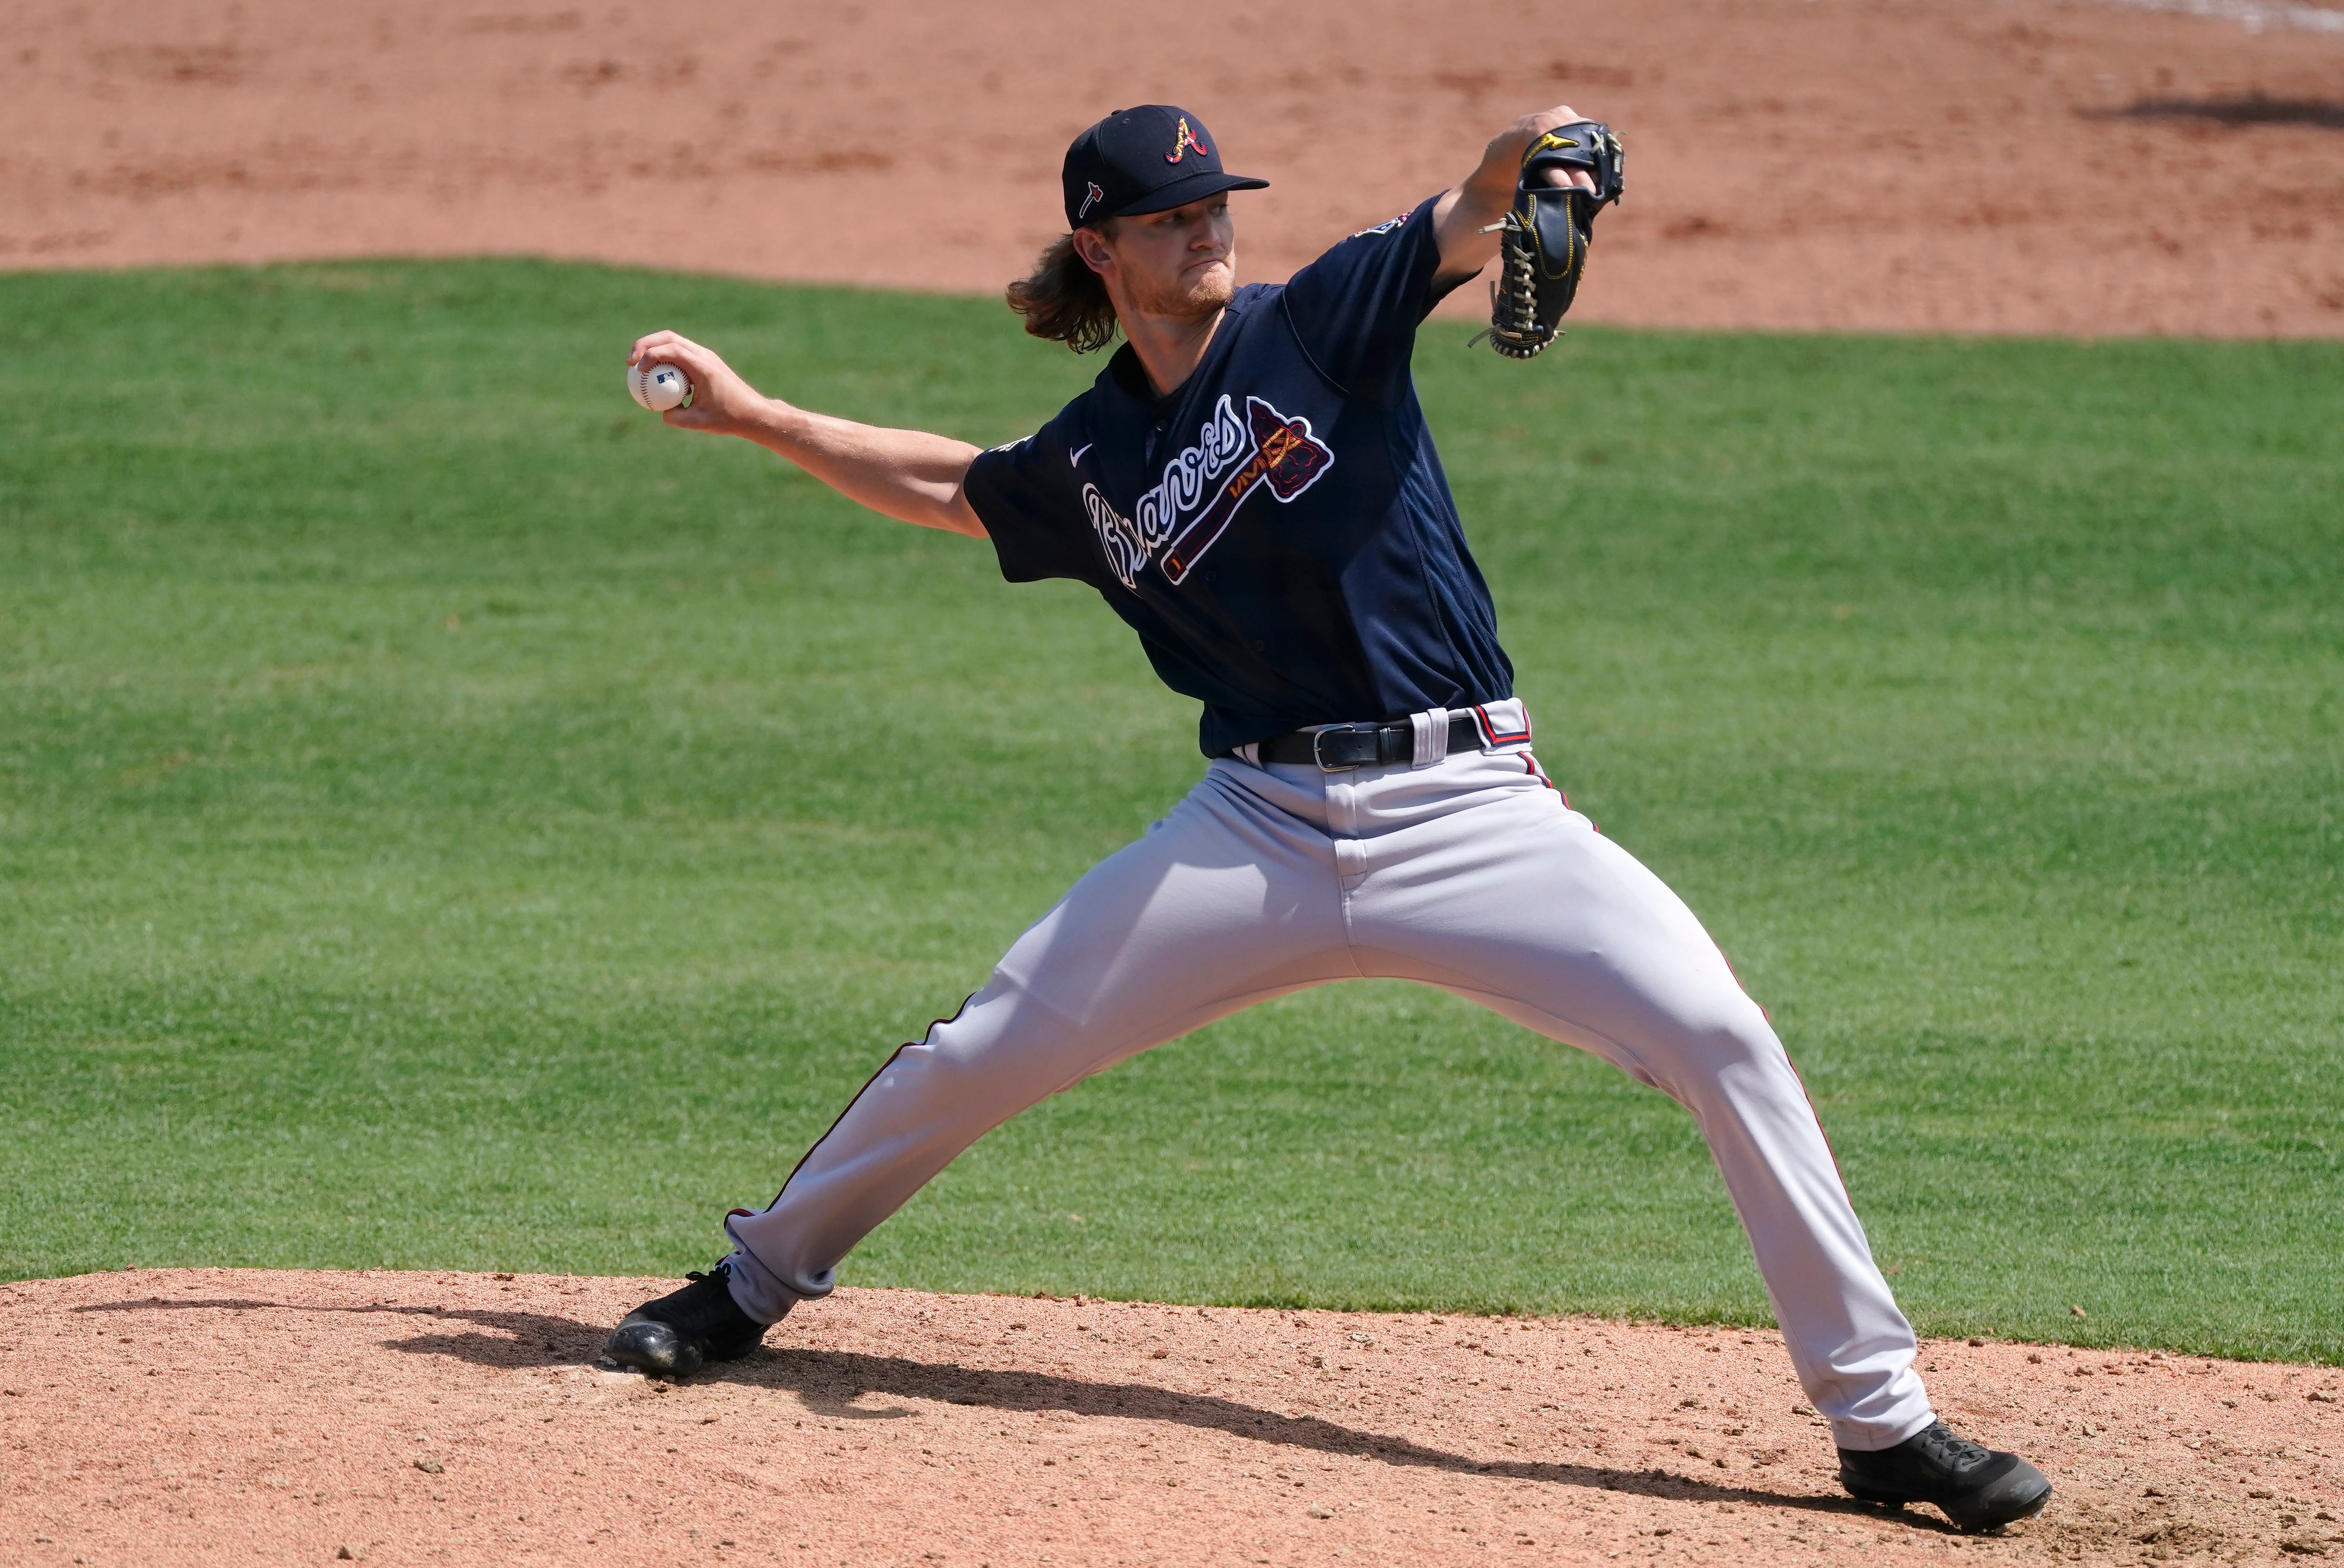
<box><xmin>1311</xmin><ymin>724</ymin><xmax>1365</xmax><ymax>773</ymax></box>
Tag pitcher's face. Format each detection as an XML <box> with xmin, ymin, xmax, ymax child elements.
<box><xmin>1086</xmin><ymin>196</ymin><xmax>1235</xmax><ymax>320</ymax></box>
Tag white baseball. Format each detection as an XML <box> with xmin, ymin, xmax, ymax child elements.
<box><xmin>628</xmin><ymin>361</ymin><xmax>692</xmax><ymax>413</ymax></box>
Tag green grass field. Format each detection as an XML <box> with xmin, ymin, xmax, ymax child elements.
<box><xmin>3</xmin><ymin>261</ymin><xmax>2338</xmax><ymax>1362</ymax></box>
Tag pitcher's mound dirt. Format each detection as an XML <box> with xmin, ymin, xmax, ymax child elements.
<box><xmin>3</xmin><ymin>1270</ymin><xmax>2339</xmax><ymax>1567</ymax></box>
<box><xmin>5</xmin><ymin>0</ymin><xmax>2344</xmax><ymax>336</ymax></box>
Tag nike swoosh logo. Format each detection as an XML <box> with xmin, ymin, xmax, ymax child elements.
<box><xmin>1069</xmin><ymin>443</ymin><xmax>1093</xmax><ymax>466</ymax></box>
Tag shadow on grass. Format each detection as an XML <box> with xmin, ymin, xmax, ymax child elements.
<box><xmin>79</xmin><ymin>1292</ymin><xmax>1972</xmax><ymax>1534</ymax></box>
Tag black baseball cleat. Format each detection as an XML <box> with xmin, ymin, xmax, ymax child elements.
<box><xmin>599</xmin><ymin>1263</ymin><xmax>778</xmax><ymax>1379</ymax></box>
<box><xmin>1839</xmin><ymin>1420</ymin><xmax>2052</xmax><ymax>1533</ymax></box>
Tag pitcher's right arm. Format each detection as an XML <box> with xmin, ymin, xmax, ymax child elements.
<box><xmin>627</xmin><ymin>330</ymin><xmax>987</xmax><ymax>539</ymax></box>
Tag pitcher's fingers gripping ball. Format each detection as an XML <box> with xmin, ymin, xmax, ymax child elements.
<box><xmin>1478</xmin><ymin>119</ymin><xmax>1625</xmax><ymax>358</ymax></box>
<box><xmin>628</xmin><ymin>360</ymin><xmax>692</xmax><ymax>413</ymax></box>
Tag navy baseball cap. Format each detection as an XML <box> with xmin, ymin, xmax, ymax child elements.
<box><xmin>1062</xmin><ymin>105</ymin><xmax>1268</xmax><ymax>230</ymax></box>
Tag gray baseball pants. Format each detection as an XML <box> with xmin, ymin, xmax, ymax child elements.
<box><xmin>721</xmin><ymin>700</ymin><xmax>1935</xmax><ymax>1450</ymax></box>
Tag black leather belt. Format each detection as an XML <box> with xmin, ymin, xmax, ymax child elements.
<box><xmin>1255</xmin><ymin>713</ymin><xmax>1483</xmax><ymax>771</ymax></box>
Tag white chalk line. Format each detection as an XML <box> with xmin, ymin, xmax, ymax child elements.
<box><xmin>2085</xmin><ymin>0</ymin><xmax>2344</xmax><ymax>34</ymax></box>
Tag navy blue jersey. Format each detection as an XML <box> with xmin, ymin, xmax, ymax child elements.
<box><xmin>963</xmin><ymin>197</ymin><xmax>1514</xmax><ymax>756</ymax></box>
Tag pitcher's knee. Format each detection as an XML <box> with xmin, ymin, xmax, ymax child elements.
<box><xmin>880</xmin><ymin>983</ymin><xmax>1092</xmax><ymax>1111</ymax></box>
<box><xmin>1636</xmin><ymin>992</ymin><xmax>1788</xmax><ymax>1091</ymax></box>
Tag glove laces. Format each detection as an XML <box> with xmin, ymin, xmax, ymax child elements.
<box><xmin>1470</xmin><ymin>211</ymin><xmax>1559</xmax><ymax>359</ymax></box>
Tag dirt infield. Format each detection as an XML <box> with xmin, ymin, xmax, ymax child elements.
<box><xmin>4</xmin><ymin>0</ymin><xmax>2344</xmax><ymax>335</ymax></box>
<box><xmin>3</xmin><ymin>1270</ymin><xmax>2339</xmax><ymax>1567</ymax></box>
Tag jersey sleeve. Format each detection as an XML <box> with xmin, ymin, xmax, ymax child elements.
<box><xmin>1277</xmin><ymin>196</ymin><xmax>1466</xmax><ymax>405</ymax></box>
<box><xmin>961</xmin><ymin>414</ymin><xmax>1099</xmax><ymax>586</ymax></box>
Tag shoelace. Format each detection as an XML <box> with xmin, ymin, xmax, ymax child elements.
<box><xmin>1913</xmin><ymin>1421</ymin><xmax>1992</xmax><ymax>1470</ymax></box>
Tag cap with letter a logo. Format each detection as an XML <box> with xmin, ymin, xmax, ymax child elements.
<box><xmin>1061</xmin><ymin>105</ymin><xmax>1268</xmax><ymax>230</ymax></box>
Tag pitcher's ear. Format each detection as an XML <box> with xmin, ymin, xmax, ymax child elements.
<box><xmin>1070</xmin><ymin>226</ymin><xmax>1117</xmax><ymax>275</ymax></box>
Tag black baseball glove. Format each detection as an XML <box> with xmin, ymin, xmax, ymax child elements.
<box><xmin>1476</xmin><ymin>121</ymin><xmax>1625</xmax><ymax>359</ymax></box>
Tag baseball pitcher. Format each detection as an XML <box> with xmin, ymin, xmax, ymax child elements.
<box><xmin>601</xmin><ymin>103</ymin><xmax>2050</xmax><ymax>1533</ymax></box>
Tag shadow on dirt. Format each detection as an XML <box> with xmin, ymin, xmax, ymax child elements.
<box><xmin>2086</xmin><ymin>93</ymin><xmax>2344</xmax><ymax>129</ymax></box>
<box><xmin>716</xmin><ymin>1343</ymin><xmax>1961</xmax><ymax>1530</ymax></box>
<box><xmin>74</xmin><ymin>1293</ymin><xmax>604</xmax><ymax>1367</ymax></box>
<box><xmin>77</xmin><ymin>1294</ymin><xmax>1972</xmax><ymax>1533</ymax></box>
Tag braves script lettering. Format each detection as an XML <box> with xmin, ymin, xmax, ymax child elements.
<box><xmin>1081</xmin><ymin>394</ymin><xmax>1334</xmax><ymax>589</ymax></box>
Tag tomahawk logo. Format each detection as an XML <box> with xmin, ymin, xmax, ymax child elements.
<box><xmin>1081</xmin><ymin>394</ymin><xmax>1334</xmax><ymax>590</ymax></box>
<box><xmin>1078</xmin><ymin>180</ymin><xmax>1105</xmax><ymax>221</ymax></box>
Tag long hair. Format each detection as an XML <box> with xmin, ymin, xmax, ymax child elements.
<box><xmin>1005</xmin><ymin>226</ymin><xmax>1121</xmax><ymax>354</ymax></box>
